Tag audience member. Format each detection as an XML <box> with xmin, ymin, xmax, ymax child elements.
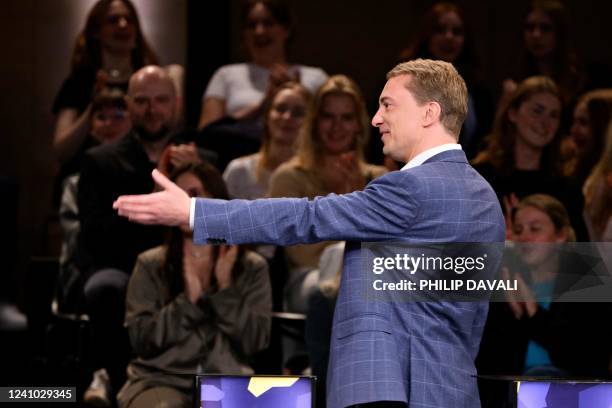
<box><xmin>477</xmin><ymin>194</ymin><xmax>612</xmax><ymax>406</ymax></box>
<box><xmin>473</xmin><ymin>76</ymin><xmax>587</xmax><ymax>240</ymax></box>
<box><xmin>117</xmin><ymin>163</ymin><xmax>271</xmax><ymax>408</ymax></box>
<box><xmin>563</xmin><ymin>89</ymin><xmax>612</xmax><ymax>186</ymax></box>
<box><xmin>502</xmin><ymin>0</ymin><xmax>585</xmax><ymax>110</ymax></box>
<box><xmin>583</xmin><ymin>122</ymin><xmax>612</xmax><ymax>241</ymax></box>
<box><xmin>268</xmin><ymin>74</ymin><xmax>386</xmax><ymax>312</ymax></box>
<box><xmin>399</xmin><ymin>2</ymin><xmax>493</xmax><ymax>159</ymax></box>
<box><xmin>53</xmin><ymin>0</ymin><xmax>155</xmax><ymax>166</ymax></box>
<box><xmin>198</xmin><ymin>0</ymin><xmax>326</xmax><ymax>129</ymax></box>
<box><xmin>52</xmin><ymin>0</ymin><xmax>182</xmax><ymax>202</ymax></box>
<box><xmin>57</xmin><ymin>88</ymin><xmax>132</xmax><ymax>313</ymax></box>
<box><xmin>223</xmin><ymin>82</ymin><xmax>311</xmax><ymax>199</ymax></box>
<box><xmin>77</xmin><ymin>66</ymin><xmax>202</xmax><ymax>400</ymax></box>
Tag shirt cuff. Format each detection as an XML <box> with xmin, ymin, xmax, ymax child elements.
<box><xmin>189</xmin><ymin>197</ymin><xmax>196</xmax><ymax>230</ymax></box>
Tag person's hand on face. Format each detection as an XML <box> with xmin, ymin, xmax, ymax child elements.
<box><xmin>214</xmin><ymin>245</ymin><xmax>238</xmax><ymax>291</ymax></box>
<box><xmin>113</xmin><ymin>169</ymin><xmax>191</xmax><ymax>227</ymax></box>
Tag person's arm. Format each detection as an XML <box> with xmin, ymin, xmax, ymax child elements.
<box><xmin>208</xmin><ymin>252</ymin><xmax>272</xmax><ymax>356</ymax></box>
<box><xmin>198</xmin><ymin>97</ymin><xmax>226</xmax><ymax>130</ymax></box>
<box><xmin>193</xmin><ymin>171</ymin><xmax>420</xmax><ymax>246</ymax></box>
<box><xmin>53</xmin><ymin>106</ymin><xmax>92</xmax><ymax>163</ymax></box>
<box><xmin>125</xmin><ymin>250</ymin><xmax>210</xmax><ymax>358</ymax></box>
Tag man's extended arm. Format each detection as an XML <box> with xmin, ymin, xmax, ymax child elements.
<box><xmin>114</xmin><ymin>169</ymin><xmax>422</xmax><ymax>246</ymax></box>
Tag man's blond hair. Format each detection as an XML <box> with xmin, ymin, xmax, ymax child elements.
<box><xmin>387</xmin><ymin>59</ymin><xmax>467</xmax><ymax>137</ymax></box>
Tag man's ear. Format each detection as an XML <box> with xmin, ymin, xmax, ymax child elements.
<box><xmin>422</xmin><ymin>101</ymin><xmax>441</xmax><ymax>127</ymax></box>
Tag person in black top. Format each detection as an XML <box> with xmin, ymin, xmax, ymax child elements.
<box><xmin>77</xmin><ymin>66</ymin><xmax>201</xmax><ymax>397</ymax></box>
<box><xmin>472</xmin><ymin>76</ymin><xmax>588</xmax><ymax>241</ymax></box>
<box><xmin>396</xmin><ymin>2</ymin><xmax>493</xmax><ymax>160</ymax></box>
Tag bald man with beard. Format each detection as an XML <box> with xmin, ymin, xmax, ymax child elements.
<box><xmin>77</xmin><ymin>66</ymin><xmax>203</xmax><ymax>396</ymax></box>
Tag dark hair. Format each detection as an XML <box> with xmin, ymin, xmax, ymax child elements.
<box><xmin>473</xmin><ymin>76</ymin><xmax>563</xmax><ymax>176</ymax></box>
<box><xmin>161</xmin><ymin>162</ymin><xmax>241</xmax><ymax>299</ymax></box>
<box><xmin>71</xmin><ymin>0</ymin><xmax>157</xmax><ymax>73</ymax></box>
<box><xmin>91</xmin><ymin>87</ymin><xmax>127</xmax><ymax>113</ymax></box>
<box><xmin>517</xmin><ymin>0</ymin><xmax>584</xmax><ymax>104</ymax></box>
<box><xmin>398</xmin><ymin>2</ymin><xmax>480</xmax><ymax>83</ymax></box>
<box><xmin>241</xmin><ymin>0</ymin><xmax>294</xmax><ymax>50</ymax></box>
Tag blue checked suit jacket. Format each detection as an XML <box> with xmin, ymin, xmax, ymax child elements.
<box><xmin>193</xmin><ymin>150</ymin><xmax>505</xmax><ymax>408</ymax></box>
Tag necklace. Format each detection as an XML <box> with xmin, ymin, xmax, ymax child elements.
<box><xmin>189</xmin><ymin>251</ymin><xmax>205</xmax><ymax>259</ymax></box>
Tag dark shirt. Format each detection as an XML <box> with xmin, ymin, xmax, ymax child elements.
<box><xmin>52</xmin><ymin>68</ymin><xmax>128</xmax><ymax>115</ymax></box>
<box><xmin>52</xmin><ymin>68</ymin><xmax>128</xmax><ymax>206</ymax></box>
<box><xmin>77</xmin><ymin>131</ymin><xmax>165</xmax><ymax>277</ymax></box>
<box><xmin>473</xmin><ymin>163</ymin><xmax>588</xmax><ymax>241</ymax></box>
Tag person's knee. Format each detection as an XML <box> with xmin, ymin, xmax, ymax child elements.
<box><xmin>83</xmin><ymin>268</ymin><xmax>129</xmax><ymax>309</ymax></box>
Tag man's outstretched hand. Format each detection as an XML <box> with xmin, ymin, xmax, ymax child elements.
<box><xmin>113</xmin><ymin>169</ymin><xmax>191</xmax><ymax>227</ymax></box>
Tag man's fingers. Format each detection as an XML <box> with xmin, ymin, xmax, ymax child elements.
<box><xmin>152</xmin><ymin>169</ymin><xmax>178</xmax><ymax>191</ymax></box>
<box><xmin>113</xmin><ymin>193</ymin><xmax>158</xmax><ymax>209</ymax></box>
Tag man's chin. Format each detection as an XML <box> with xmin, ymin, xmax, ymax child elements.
<box><xmin>136</xmin><ymin>125</ymin><xmax>170</xmax><ymax>142</ymax></box>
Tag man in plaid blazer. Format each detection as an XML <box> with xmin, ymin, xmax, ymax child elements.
<box><xmin>115</xmin><ymin>59</ymin><xmax>505</xmax><ymax>407</ymax></box>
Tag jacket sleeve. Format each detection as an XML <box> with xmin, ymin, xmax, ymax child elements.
<box><xmin>208</xmin><ymin>252</ymin><xmax>272</xmax><ymax>356</ymax></box>
<box><xmin>193</xmin><ymin>171</ymin><xmax>422</xmax><ymax>245</ymax></box>
<box><xmin>125</xmin><ymin>250</ymin><xmax>209</xmax><ymax>359</ymax></box>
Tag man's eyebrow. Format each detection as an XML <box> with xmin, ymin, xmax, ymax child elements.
<box><xmin>379</xmin><ymin>96</ymin><xmax>392</xmax><ymax>104</ymax></box>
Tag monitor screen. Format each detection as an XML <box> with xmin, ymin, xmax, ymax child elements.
<box><xmin>197</xmin><ymin>375</ymin><xmax>315</xmax><ymax>408</ymax></box>
<box><xmin>517</xmin><ymin>381</ymin><xmax>612</xmax><ymax>408</ymax></box>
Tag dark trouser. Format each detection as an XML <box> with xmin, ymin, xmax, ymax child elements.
<box><xmin>83</xmin><ymin>268</ymin><xmax>131</xmax><ymax>394</ymax></box>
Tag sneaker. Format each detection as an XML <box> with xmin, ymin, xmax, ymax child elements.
<box><xmin>0</xmin><ymin>302</ymin><xmax>27</xmax><ymax>331</ymax></box>
<box><xmin>83</xmin><ymin>369</ymin><xmax>111</xmax><ymax>407</ymax></box>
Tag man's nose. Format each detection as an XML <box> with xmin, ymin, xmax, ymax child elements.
<box><xmin>371</xmin><ymin>108</ymin><xmax>382</xmax><ymax>127</ymax></box>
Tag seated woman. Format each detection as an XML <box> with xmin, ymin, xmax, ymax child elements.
<box><xmin>117</xmin><ymin>163</ymin><xmax>272</xmax><ymax>408</ymax></box>
<box><xmin>223</xmin><ymin>82</ymin><xmax>311</xmax><ymax>199</ymax></box>
<box><xmin>500</xmin><ymin>0</ymin><xmax>586</xmax><ymax>113</ymax></box>
<box><xmin>472</xmin><ymin>76</ymin><xmax>587</xmax><ymax>240</ymax></box>
<box><xmin>477</xmin><ymin>194</ymin><xmax>612</xmax><ymax>406</ymax></box>
<box><xmin>563</xmin><ymin>89</ymin><xmax>612</xmax><ymax>186</ymax></box>
<box><xmin>398</xmin><ymin>2</ymin><xmax>493</xmax><ymax>159</ymax></box>
<box><xmin>52</xmin><ymin>0</ymin><xmax>182</xmax><ymax>203</ymax></box>
<box><xmin>583</xmin><ymin>121</ymin><xmax>612</xmax><ymax>241</ymax></box>
<box><xmin>198</xmin><ymin>0</ymin><xmax>326</xmax><ymax>129</ymax></box>
<box><xmin>267</xmin><ymin>74</ymin><xmax>386</xmax><ymax>313</ymax></box>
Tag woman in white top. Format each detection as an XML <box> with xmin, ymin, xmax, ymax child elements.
<box><xmin>223</xmin><ymin>82</ymin><xmax>311</xmax><ymax>199</ymax></box>
<box><xmin>198</xmin><ymin>0</ymin><xmax>326</xmax><ymax>129</ymax></box>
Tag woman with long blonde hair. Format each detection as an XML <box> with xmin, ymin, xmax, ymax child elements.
<box><xmin>268</xmin><ymin>74</ymin><xmax>386</xmax><ymax>312</ymax></box>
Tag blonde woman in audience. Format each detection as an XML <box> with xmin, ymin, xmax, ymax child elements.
<box><xmin>268</xmin><ymin>74</ymin><xmax>386</xmax><ymax>312</ymax></box>
<box><xmin>583</xmin><ymin>122</ymin><xmax>612</xmax><ymax>241</ymax></box>
<box><xmin>223</xmin><ymin>82</ymin><xmax>311</xmax><ymax>199</ymax></box>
